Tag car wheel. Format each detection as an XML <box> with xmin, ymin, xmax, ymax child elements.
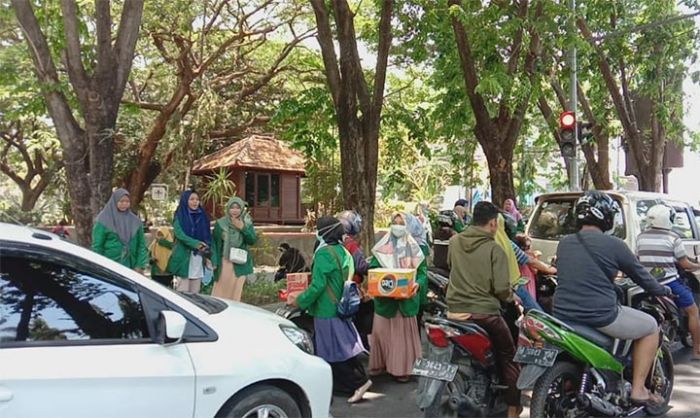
<box><xmin>217</xmin><ymin>384</ymin><xmax>301</xmax><ymax>418</ymax></box>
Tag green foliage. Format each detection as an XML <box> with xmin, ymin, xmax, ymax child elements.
<box><xmin>201</xmin><ymin>168</ymin><xmax>237</xmax><ymax>212</ymax></box>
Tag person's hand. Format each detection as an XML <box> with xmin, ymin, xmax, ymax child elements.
<box><xmin>410</xmin><ymin>282</ymin><xmax>420</xmax><ymax>297</ymax></box>
<box><xmin>232</xmin><ymin>217</ymin><xmax>244</xmax><ymax>230</ymax></box>
<box><xmin>663</xmin><ymin>286</ymin><xmax>674</xmax><ymax>298</ymax></box>
<box><xmin>134</xmin><ymin>268</ymin><xmax>144</xmax><ymax>275</ymax></box>
<box><xmin>287</xmin><ymin>291</ymin><xmax>301</xmax><ymax>307</ymax></box>
<box><xmin>205</xmin><ymin>259</ymin><xmax>213</xmax><ymax>270</ymax></box>
<box><xmin>547</xmin><ymin>266</ymin><xmax>557</xmax><ymax>275</ymax></box>
<box><xmin>513</xmin><ymin>293</ymin><xmax>523</xmax><ymax>305</ymax></box>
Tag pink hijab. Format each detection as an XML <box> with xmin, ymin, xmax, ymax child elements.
<box><xmin>504</xmin><ymin>198</ymin><xmax>523</xmax><ymax>222</ymax></box>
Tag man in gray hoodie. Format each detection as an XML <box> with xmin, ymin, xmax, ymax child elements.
<box><xmin>446</xmin><ymin>201</ymin><xmax>521</xmax><ymax>418</ymax></box>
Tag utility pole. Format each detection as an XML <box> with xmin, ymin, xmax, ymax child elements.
<box><xmin>568</xmin><ymin>0</ymin><xmax>579</xmax><ymax>191</ymax></box>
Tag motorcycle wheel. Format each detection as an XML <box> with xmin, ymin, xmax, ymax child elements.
<box><xmin>681</xmin><ymin>332</ymin><xmax>693</xmax><ymax>348</ymax></box>
<box><xmin>530</xmin><ymin>361</ymin><xmax>582</xmax><ymax>418</ymax></box>
<box><xmin>645</xmin><ymin>344</ymin><xmax>674</xmax><ymax>416</ymax></box>
<box><xmin>422</xmin><ymin>366</ymin><xmax>487</xmax><ymax>418</ymax></box>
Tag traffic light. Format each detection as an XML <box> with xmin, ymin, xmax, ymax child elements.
<box><xmin>578</xmin><ymin>122</ymin><xmax>594</xmax><ymax>143</ymax></box>
<box><xmin>559</xmin><ymin>111</ymin><xmax>576</xmax><ymax>158</ymax></box>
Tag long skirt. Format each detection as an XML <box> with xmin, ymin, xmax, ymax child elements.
<box><xmin>369</xmin><ymin>313</ymin><xmax>422</xmax><ymax>377</ymax></box>
<box><xmin>314</xmin><ymin>317</ymin><xmax>368</xmax><ymax>396</ymax></box>
<box><xmin>212</xmin><ymin>259</ymin><xmax>246</xmax><ymax>301</ymax></box>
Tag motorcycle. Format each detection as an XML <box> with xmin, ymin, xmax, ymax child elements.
<box><xmin>414</xmin><ymin>313</ymin><xmax>510</xmax><ymax>417</ymax></box>
<box><xmin>426</xmin><ymin>267</ymin><xmax>449</xmax><ymax>315</ymax></box>
<box><xmin>516</xmin><ymin>301</ymin><xmax>674</xmax><ymax>417</ymax></box>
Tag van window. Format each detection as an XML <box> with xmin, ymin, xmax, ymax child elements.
<box><xmin>529</xmin><ymin>197</ymin><xmax>625</xmax><ymax>240</ymax></box>
<box><xmin>636</xmin><ymin>200</ymin><xmax>694</xmax><ymax>239</ymax></box>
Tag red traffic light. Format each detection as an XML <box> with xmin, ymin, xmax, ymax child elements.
<box><xmin>560</xmin><ymin>111</ymin><xmax>575</xmax><ymax>128</ymax></box>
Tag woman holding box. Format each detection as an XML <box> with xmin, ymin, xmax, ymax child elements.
<box><xmin>368</xmin><ymin>212</ymin><xmax>427</xmax><ymax>382</ymax></box>
<box><xmin>287</xmin><ymin>216</ymin><xmax>372</xmax><ymax>403</ymax></box>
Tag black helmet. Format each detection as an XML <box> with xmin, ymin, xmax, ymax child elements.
<box><xmin>437</xmin><ymin>210</ymin><xmax>457</xmax><ymax>228</ymax></box>
<box><xmin>575</xmin><ymin>191</ymin><xmax>619</xmax><ymax>232</ymax></box>
<box><xmin>500</xmin><ymin>212</ymin><xmax>518</xmax><ymax>241</ymax></box>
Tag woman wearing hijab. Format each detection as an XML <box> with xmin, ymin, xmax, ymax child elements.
<box><xmin>150</xmin><ymin>227</ymin><xmax>174</xmax><ymax>287</ymax></box>
<box><xmin>337</xmin><ymin>210</ymin><xmax>373</xmax><ymax>349</ymax></box>
<box><xmin>210</xmin><ymin>197</ymin><xmax>257</xmax><ymax>301</ymax></box>
<box><xmin>287</xmin><ymin>216</ymin><xmax>372</xmax><ymax>403</ymax></box>
<box><xmin>92</xmin><ymin>189</ymin><xmax>148</xmax><ymax>271</ymax></box>
<box><xmin>368</xmin><ymin>212</ymin><xmax>427</xmax><ymax>382</ymax></box>
<box><xmin>167</xmin><ymin>190</ymin><xmax>212</xmax><ymax>293</ymax></box>
<box><xmin>503</xmin><ymin>198</ymin><xmax>525</xmax><ymax>232</ymax></box>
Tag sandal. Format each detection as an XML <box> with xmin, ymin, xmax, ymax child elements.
<box><xmin>347</xmin><ymin>380</ymin><xmax>373</xmax><ymax>403</ymax></box>
<box><xmin>630</xmin><ymin>391</ymin><xmax>665</xmax><ymax>408</ymax></box>
<box><xmin>394</xmin><ymin>375</ymin><xmax>411</xmax><ymax>383</ymax></box>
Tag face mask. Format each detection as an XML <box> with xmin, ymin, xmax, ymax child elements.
<box><xmin>316</xmin><ymin>232</ymin><xmax>324</xmax><ymax>242</ymax></box>
<box><xmin>391</xmin><ymin>225</ymin><xmax>407</xmax><ymax>238</ymax></box>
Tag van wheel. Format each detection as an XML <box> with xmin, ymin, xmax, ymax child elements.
<box><xmin>217</xmin><ymin>384</ymin><xmax>301</xmax><ymax>418</ymax></box>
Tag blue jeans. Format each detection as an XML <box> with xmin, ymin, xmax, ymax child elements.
<box><xmin>515</xmin><ymin>285</ymin><xmax>542</xmax><ymax>312</ymax></box>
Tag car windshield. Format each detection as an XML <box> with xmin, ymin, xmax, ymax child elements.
<box><xmin>528</xmin><ymin>196</ymin><xmax>625</xmax><ymax>240</ymax></box>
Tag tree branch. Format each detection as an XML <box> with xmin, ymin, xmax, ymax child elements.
<box><xmin>207</xmin><ymin>115</ymin><xmax>271</xmax><ymax>139</ymax></box>
<box><xmin>448</xmin><ymin>0</ymin><xmax>493</xmax><ymax>138</ymax></box>
<box><xmin>121</xmin><ymin>100</ymin><xmax>165</xmax><ymax>111</ymax></box>
<box><xmin>59</xmin><ymin>0</ymin><xmax>89</xmax><ymax>98</ymax></box>
<box><xmin>113</xmin><ymin>0</ymin><xmax>145</xmax><ymax>96</ymax></box>
<box><xmin>309</xmin><ymin>0</ymin><xmax>342</xmax><ymax>107</ymax></box>
<box><xmin>370</xmin><ymin>0</ymin><xmax>393</xmax><ymax>130</ymax></box>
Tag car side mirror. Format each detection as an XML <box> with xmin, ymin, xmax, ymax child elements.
<box><xmin>156</xmin><ymin>310</ymin><xmax>186</xmax><ymax>346</ymax></box>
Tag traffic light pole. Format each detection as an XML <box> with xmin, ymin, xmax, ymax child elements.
<box><xmin>568</xmin><ymin>0</ymin><xmax>579</xmax><ymax>191</ymax></box>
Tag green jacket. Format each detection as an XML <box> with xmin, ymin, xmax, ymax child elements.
<box><xmin>297</xmin><ymin>245</ymin><xmax>353</xmax><ymax>318</ymax></box>
<box><xmin>446</xmin><ymin>226</ymin><xmax>512</xmax><ymax>315</ymax></box>
<box><xmin>167</xmin><ymin>220</ymin><xmax>206</xmax><ymax>278</ymax></box>
<box><xmin>92</xmin><ymin>222</ymin><xmax>148</xmax><ymax>269</ymax></box>
<box><xmin>454</xmin><ymin>217</ymin><xmax>466</xmax><ymax>233</ymax></box>
<box><xmin>211</xmin><ymin>221</ymin><xmax>257</xmax><ymax>279</ymax></box>
<box><xmin>369</xmin><ymin>251</ymin><xmax>428</xmax><ymax>319</ymax></box>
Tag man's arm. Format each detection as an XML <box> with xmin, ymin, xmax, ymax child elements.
<box><xmin>678</xmin><ymin>257</ymin><xmax>700</xmax><ymax>272</ymax></box>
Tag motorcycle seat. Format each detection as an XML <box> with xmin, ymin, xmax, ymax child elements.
<box><xmin>433</xmin><ymin>317</ymin><xmax>490</xmax><ymax>338</ymax></box>
<box><xmin>568</xmin><ymin>322</ymin><xmax>614</xmax><ymax>351</ymax></box>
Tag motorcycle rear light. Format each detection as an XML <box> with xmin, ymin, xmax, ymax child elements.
<box><xmin>427</xmin><ymin>326</ymin><xmax>450</xmax><ymax>348</ymax></box>
<box><xmin>524</xmin><ymin>316</ymin><xmax>561</xmax><ymax>341</ymax></box>
<box><xmin>452</xmin><ymin>333</ymin><xmax>493</xmax><ymax>365</ymax></box>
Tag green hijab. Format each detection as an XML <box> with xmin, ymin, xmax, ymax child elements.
<box><xmin>217</xmin><ymin>197</ymin><xmax>253</xmax><ymax>255</ymax></box>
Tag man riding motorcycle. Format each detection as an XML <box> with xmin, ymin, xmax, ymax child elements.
<box><xmin>446</xmin><ymin>201</ymin><xmax>521</xmax><ymax>418</ymax></box>
<box><xmin>637</xmin><ymin>204</ymin><xmax>700</xmax><ymax>359</ymax></box>
<box><xmin>553</xmin><ymin>191</ymin><xmax>672</xmax><ymax>409</ymax></box>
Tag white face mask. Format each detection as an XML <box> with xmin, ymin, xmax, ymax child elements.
<box><xmin>391</xmin><ymin>224</ymin><xmax>407</xmax><ymax>238</ymax></box>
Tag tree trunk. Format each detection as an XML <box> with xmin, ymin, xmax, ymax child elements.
<box><xmin>482</xmin><ymin>143</ymin><xmax>515</xmax><ymax>207</ymax></box>
<box><xmin>12</xmin><ymin>0</ymin><xmax>144</xmax><ymax>246</ymax></box>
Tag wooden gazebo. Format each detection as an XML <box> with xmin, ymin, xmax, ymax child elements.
<box><xmin>192</xmin><ymin>134</ymin><xmax>306</xmax><ymax>224</ymax></box>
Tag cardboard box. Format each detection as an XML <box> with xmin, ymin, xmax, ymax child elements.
<box><xmin>286</xmin><ymin>272</ymin><xmax>311</xmax><ymax>293</ymax></box>
<box><xmin>367</xmin><ymin>268</ymin><xmax>417</xmax><ymax>299</ymax></box>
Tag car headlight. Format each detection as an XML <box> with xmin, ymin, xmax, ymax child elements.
<box><xmin>280</xmin><ymin>325</ymin><xmax>314</xmax><ymax>355</ymax></box>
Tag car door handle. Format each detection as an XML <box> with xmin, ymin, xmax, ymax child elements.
<box><xmin>0</xmin><ymin>386</ymin><xmax>13</xmax><ymax>402</ymax></box>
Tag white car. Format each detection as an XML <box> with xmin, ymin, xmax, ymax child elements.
<box><xmin>526</xmin><ymin>190</ymin><xmax>700</xmax><ymax>281</ymax></box>
<box><xmin>0</xmin><ymin>223</ymin><xmax>332</xmax><ymax>418</ymax></box>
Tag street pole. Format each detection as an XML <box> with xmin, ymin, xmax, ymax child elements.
<box><xmin>569</xmin><ymin>0</ymin><xmax>579</xmax><ymax>191</ymax></box>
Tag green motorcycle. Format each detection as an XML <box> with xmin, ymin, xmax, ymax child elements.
<box><xmin>516</xmin><ymin>309</ymin><xmax>673</xmax><ymax>417</ymax></box>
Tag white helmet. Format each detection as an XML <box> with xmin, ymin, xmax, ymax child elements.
<box><xmin>646</xmin><ymin>204</ymin><xmax>676</xmax><ymax>230</ymax></box>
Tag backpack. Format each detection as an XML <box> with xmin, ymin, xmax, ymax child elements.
<box><xmin>326</xmin><ymin>247</ymin><xmax>361</xmax><ymax>319</ymax></box>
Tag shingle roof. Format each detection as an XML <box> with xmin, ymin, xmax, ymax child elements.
<box><xmin>191</xmin><ymin>134</ymin><xmax>306</xmax><ymax>174</ymax></box>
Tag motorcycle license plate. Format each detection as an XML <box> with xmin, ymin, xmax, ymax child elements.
<box><xmin>412</xmin><ymin>358</ymin><xmax>458</xmax><ymax>381</ymax></box>
<box><xmin>513</xmin><ymin>345</ymin><xmax>558</xmax><ymax>367</ymax></box>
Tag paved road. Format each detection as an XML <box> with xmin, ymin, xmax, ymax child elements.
<box><xmin>331</xmin><ymin>346</ymin><xmax>699</xmax><ymax>418</ymax></box>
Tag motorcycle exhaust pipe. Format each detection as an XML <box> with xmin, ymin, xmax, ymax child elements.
<box><xmin>577</xmin><ymin>393</ymin><xmax>623</xmax><ymax>416</ymax></box>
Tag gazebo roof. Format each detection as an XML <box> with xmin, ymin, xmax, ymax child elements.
<box><xmin>192</xmin><ymin>134</ymin><xmax>306</xmax><ymax>175</ymax></box>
